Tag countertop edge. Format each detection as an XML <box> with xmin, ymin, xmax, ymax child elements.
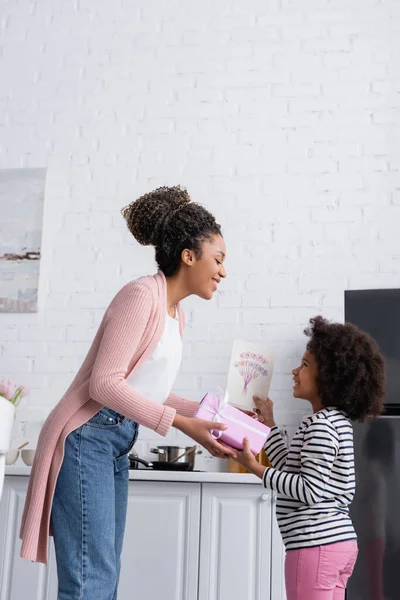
<box><xmin>5</xmin><ymin>465</ymin><xmax>262</xmax><ymax>485</ymax></box>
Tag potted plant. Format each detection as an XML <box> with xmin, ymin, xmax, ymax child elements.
<box><xmin>0</xmin><ymin>380</ymin><xmax>28</xmax><ymax>500</ymax></box>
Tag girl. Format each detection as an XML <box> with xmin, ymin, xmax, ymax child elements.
<box><xmin>20</xmin><ymin>185</ymin><xmax>237</xmax><ymax>600</ymax></box>
<box><xmin>235</xmin><ymin>316</ymin><xmax>386</xmax><ymax>600</ymax></box>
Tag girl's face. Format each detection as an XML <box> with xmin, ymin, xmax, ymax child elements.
<box><xmin>292</xmin><ymin>350</ymin><xmax>321</xmax><ymax>403</ymax></box>
<box><xmin>182</xmin><ymin>234</ymin><xmax>227</xmax><ymax>300</ymax></box>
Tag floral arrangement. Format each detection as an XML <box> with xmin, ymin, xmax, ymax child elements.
<box><xmin>0</xmin><ymin>379</ymin><xmax>29</xmax><ymax>408</ymax></box>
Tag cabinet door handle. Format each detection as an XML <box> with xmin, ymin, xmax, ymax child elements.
<box><xmin>261</xmin><ymin>493</ymin><xmax>269</xmax><ymax>501</ymax></box>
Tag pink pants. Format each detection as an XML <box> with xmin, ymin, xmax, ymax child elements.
<box><xmin>285</xmin><ymin>540</ymin><xmax>358</xmax><ymax>600</ymax></box>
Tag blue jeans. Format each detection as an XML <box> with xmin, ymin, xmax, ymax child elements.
<box><xmin>51</xmin><ymin>407</ymin><xmax>138</xmax><ymax>600</ymax></box>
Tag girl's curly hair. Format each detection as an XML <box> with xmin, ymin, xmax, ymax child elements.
<box><xmin>121</xmin><ymin>185</ymin><xmax>222</xmax><ymax>276</ymax></box>
<box><xmin>305</xmin><ymin>316</ymin><xmax>386</xmax><ymax>421</ymax></box>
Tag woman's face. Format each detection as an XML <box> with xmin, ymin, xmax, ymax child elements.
<box><xmin>292</xmin><ymin>350</ymin><xmax>320</xmax><ymax>403</ymax></box>
<box><xmin>183</xmin><ymin>234</ymin><xmax>227</xmax><ymax>300</ymax></box>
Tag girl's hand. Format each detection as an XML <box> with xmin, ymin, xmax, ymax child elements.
<box><xmin>235</xmin><ymin>438</ymin><xmax>258</xmax><ymax>470</ymax></box>
<box><xmin>236</xmin><ymin>438</ymin><xmax>265</xmax><ymax>478</ymax></box>
<box><xmin>238</xmin><ymin>408</ymin><xmax>258</xmax><ymax>419</ymax></box>
<box><xmin>253</xmin><ymin>396</ymin><xmax>276</xmax><ymax>428</ymax></box>
<box><xmin>236</xmin><ymin>438</ymin><xmax>267</xmax><ymax>479</ymax></box>
<box><xmin>173</xmin><ymin>415</ymin><xmax>237</xmax><ymax>459</ymax></box>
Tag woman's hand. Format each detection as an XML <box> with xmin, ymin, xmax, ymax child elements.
<box><xmin>173</xmin><ymin>414</ymin><xmax>237</xmax><ymax>459</ymax></box>
<box><xmin>253</xmin><ymin>396</ymin><xmax>276</xmax><ymax>428</ymax></box>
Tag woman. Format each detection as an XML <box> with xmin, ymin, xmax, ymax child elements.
<box><xmin>20</xmin><ymin>185</ymin><xmax>237</xmax><ymax>600</ymax></box>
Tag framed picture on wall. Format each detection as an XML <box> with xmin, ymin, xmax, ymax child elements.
<box><xmin>0</xmin><ymin>168</ymin><xmax>46</xmax><ymax>313</ymax></box>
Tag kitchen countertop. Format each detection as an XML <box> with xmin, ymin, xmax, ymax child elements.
<box><xmin>5</xmin><ymin>465</ymin><xmax>262</xmax><ymax>485</ymax></box>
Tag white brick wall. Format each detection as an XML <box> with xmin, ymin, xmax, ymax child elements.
<box><xmin>1</xmin><ymin>0</ymin><xmax>399</xmax><ymax>468</ymax></box>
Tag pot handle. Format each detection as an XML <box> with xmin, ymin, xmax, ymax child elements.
<box><xmin>129</xmin><ymin>457</ymin><xmax>153</xmax><ymax>468</ymax></box>
<box><xmin>150</xmin><ymin>448</ymin><xmax>166</xmax><ymax>455</ymax></box>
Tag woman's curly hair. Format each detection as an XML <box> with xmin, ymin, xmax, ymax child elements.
<box><xmin>121</xmin><ymin>185</ymin><xmax>222</xmax><ymax>276</ymax></box>
<box><xmin>304</xmin><ymin>316</ymin><xmax>386</xmax><ymax>421</ymax></box>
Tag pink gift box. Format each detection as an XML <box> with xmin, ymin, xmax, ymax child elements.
<box><xmin>193</xmin><ymin>392</ymin><xmax>270</xmax><ymax>455</ymax></box>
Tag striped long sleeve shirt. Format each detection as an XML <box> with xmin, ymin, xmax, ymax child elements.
<box><xmin>263</xmin><ymin>407</ymin><xmax>357</xmax><ymax>550</ymax></box>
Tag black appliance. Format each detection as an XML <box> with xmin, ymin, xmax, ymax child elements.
<box><xmin>345</xmin><ymin>289</ymin><xmax>400</xmax><ymax>600</ymax></box>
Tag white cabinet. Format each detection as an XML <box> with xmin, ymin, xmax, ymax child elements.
<box><xmin>271</xmin><ymin>494</ymin><xmax>286</xmax><ymax>600</ymax></box>
<box><xmin>199</xmin><ymin>484</ymin><xmax>272</xmax><ymax>600</ymax></box>
<box><xmin>0</xmin><ymin>477</ymin><xmax>200</xmax><ymax>600</ymax></box>
<box><xmin>1</xmin><ymin>475</ymin><xmax>284</xmax><ymax>600</ymax></box>
<box><xmin>0</xmin><ymin>477</ymin><xmax>58</xmax><ymax>600</ymax></box>
<box><xmin>119</xmin><ymin>481</ymin><xmax>201</xmax><ymax>600</ymax></box>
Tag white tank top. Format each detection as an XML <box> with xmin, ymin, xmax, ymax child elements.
<box><xmin>126</xmin><ymin>313</ymin><xmax>182</xmax><ymax>404</ymax></box>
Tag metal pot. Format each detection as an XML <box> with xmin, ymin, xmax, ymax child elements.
<box><xmin>150</xmin><ymin>445</ymin><xmax>201</xmax><ymax>470</ymax></box>
<box><xmin>129</xmin><ymin>445</ymin><xmax>202</xmax><ymax>471</ymax></box>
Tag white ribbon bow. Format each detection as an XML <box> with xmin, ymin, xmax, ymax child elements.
<box><xmin>202</xmin><ymin>389</ymin><xmax>266</xmax><ymax>440</ymax></box>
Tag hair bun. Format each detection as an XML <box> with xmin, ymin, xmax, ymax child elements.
<box><xmin>121</xmin><ymin>185</ymin><xmax>191</xmax><ymax>246</ymax></box>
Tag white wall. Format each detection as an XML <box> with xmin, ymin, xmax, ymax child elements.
<box><xmin>0</xmin><ymin>0</ymin><xmax>399</xmax><ymax>467</ymax></box>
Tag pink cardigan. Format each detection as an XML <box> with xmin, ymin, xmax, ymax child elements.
<box><xmin>20</xmin><ymin>271</ymin><xmax>198</xmax><ymax>565</ymax></box>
